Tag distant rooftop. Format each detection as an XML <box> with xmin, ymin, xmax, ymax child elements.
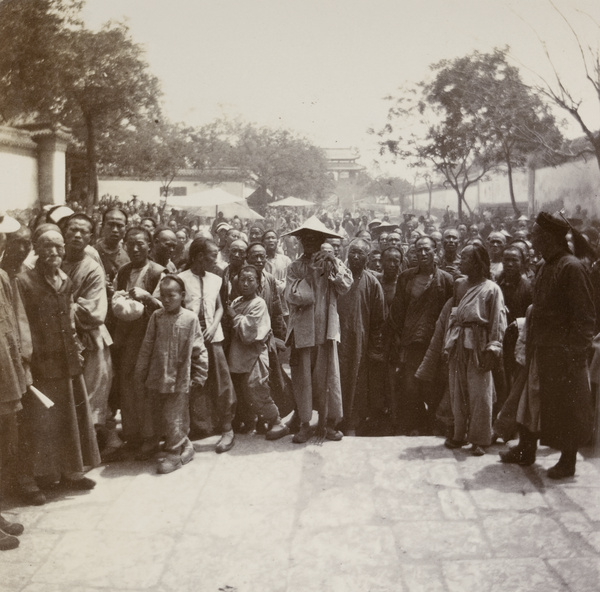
<box><xmin>324</xmin><ymin>147</ymin><xmax>361</xmax><ymax>162</ymax></box>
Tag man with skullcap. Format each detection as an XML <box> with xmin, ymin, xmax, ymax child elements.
<box><xmin>500</xmin><ymin>212</ymin><xmax>595</xmax><ymax>478</ymax></box>
<box><xmin>17</xmin><ymin>224</ymin><xmax>100</xmax><ymax>504</ymax></box>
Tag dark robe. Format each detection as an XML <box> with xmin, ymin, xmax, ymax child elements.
<box><xmin>338</xmin><ymin>269</ymin><xmax>385</xmax><ymax>430</ymax></box>
<box><xmin>531</xmin><ymin>250</ymin><xmax>595</xmax><ymax>449</ymax></box>
<box><xmin>17</xmin><ymin>264</ymin><xmax>100</xmax><ymax>481</ymax></box>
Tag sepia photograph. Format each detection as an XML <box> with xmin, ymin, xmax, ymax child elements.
<box><xmin>0</xmin><ymin>0</ymin><xmax>599</xmax><ymax>590</ymax></box>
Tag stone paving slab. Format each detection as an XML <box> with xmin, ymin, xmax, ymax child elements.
<box><xmin>2</xmin><ymin>435</ymin><xmax>599</xmax><ymax>592</ymax></box>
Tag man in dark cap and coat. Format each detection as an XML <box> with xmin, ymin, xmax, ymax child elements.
<box><xmin>500</xmin><ymin>211</ymin><xmax>595</xmax><ymax>479</ymax></box>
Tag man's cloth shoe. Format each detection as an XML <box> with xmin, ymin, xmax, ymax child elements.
<box><xmin>0</xmin><ymin>531</ymin><xmax>19</xmax><ymax>551</ymax></box>
<box><xmin>20</xmin><ymin>485</ymin><xmax>46</xmax><ymax>506</ymax></box>
<box><xmin>157</xmin><ymin>454</ymin><xmax>182</xmax><ymax>474</ymax></box>
<box><xmin>0</xmin><ymin>515</ymin><xmax>24</xmax><ymax>537</ymax></box>
<box><xmin>292</xmin><ymin>423</ymin><xmax>313</xmax><ymax>444</ymax></box>
<box><xmin>444</xmin><ymin>438</ymin><xmax>467</xmax><ymax>449</ymax></box>
<box><xmin>547</xmin><ymin>453</ymin><xmax>576</xmax><ymax>479</ymax></box>
<box><xmin>325</xmin><ymin>427</ymin><xmax>343</xmax><ymax>441</ymax></box>
<box><xmin>470</xmin><ymin>444</ymin><xmax>485</xmax><ymax>456</ymax></box>
<box><xmin>181</xmin><ymin>439</ymin><xmax>195</xmax><ymax>465</ymax></box>
<box><xmin>265</xmin><ymin>421</ymin><xmax>290</xmax><ymax>441</ymax></box>
<box><xmin>215</xmin><ymin>430</ymin><xmax>235</xmax><ymax>453</ymax></box>
<box><xmin>499</xmin><ymin>445</ymin><xmax>536</xmax><ymax>466</ymax></box>
<box><xmin>61</xmin><ymin>476</ymin><xmax>96</xmax><ymax>491</ymax></box>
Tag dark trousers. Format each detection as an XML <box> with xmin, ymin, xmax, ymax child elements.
<box><xmin>395</xmin><ymin>345</ymin><xmax>440</xmax><ymax>434</ymax></box>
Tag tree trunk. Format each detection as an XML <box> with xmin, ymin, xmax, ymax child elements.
<box><xmin>506</xmin><ymin>157</ymin><xmax>521</xmax><ymax>217</ymax></box>
<box><xmin>427</xmin><ymin>184</ymin><xmax>432</xmax><ymax>217</ymax></box>
<box><xmin>85</xmin><ymin>113</ymin><xmax>98</xmax><ymax>214</ymax></box>
<box><xmin>593</xmin><ymin>136</ymin><xmax>600</xmax><ymax>174</ymax></box>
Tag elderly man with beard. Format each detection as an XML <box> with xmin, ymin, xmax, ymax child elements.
<box><xmin>338</xmin><ymin>239</ymin><xmax>385</xmax><ymax>435</ymax></box>
<box><xmin>284</xmin><ymin>217</ymin><xmax>353</xmax><ymax>442</ymax></box>
<box><xmin>17</xmin><ymin>225</ymin><xmax>100</xmax><ymax>504</ymax></box>
<box><xmin>389</xmin><ymin>236</ymin><xmax>454</xmax><ymax>436</ymax></box>
<box><xmin>500</xmin><ymin>212</ymin><xmax>595</xmax><ymax>478</ymax></box>
<box><xmin>61</xmin><ymin>214</ymin><xmax>119</xmax><ymax>459</ymax></box>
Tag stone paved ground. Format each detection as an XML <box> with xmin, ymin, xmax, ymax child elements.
<box><xmin>2</xmin><ymin>435</ymin><xmax>600</xmax><ymax>592</ymax></box>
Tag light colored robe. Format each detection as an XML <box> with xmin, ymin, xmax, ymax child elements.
<box><xmin>62</xmin><ymin>256</ymin><xmax>113</xmax><ymax>424</ymax></box>
<box><xmin>445</xmin><ymin>279</ymin><xmax>506</xmax><ymax>446</ymax></box>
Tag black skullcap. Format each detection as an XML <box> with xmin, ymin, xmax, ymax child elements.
<box><xmin>535</xmin><ymin>212</ymin><xmax>569</xmax><ymax>238</ymax></box>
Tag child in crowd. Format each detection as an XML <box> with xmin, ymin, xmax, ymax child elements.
<box><xmin>227</xmin><ymin>265</ymin><xmax>289</xmax><ymax>440</ymax></box>
<box><xmin>135</xmin><ymin>275</ymin><xmax>208</xmax><ymax>473</ymax></box>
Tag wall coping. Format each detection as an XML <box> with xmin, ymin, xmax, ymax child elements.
<box><xmin>0</xmin><ymin>125</ymin><xmax>38</xmax><ymax>151</ymax></box>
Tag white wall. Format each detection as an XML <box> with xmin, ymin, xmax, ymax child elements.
<box><xmin>0</xmin><ymin>129</ymin><xmax>39</xmax><ymax>211</ymax></box>
<box><xmin>98</xmin><ymin>178</ymin><xmax>246</xmax><ymax>204</ymax></box>
<box><xmin>411</xmin><ymin>157</ymin><xmax>600</xmax><ymax>218</ymax></box>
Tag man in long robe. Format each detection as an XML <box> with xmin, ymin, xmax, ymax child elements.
<box><xmin>0</xmin><ymin>214</ymin><xmax>28</xmax><ymax>548</ymax></box>
<box><xmin>246</xmin><ymin>243</ymin><xmax>294</xmax><ymax>421</ymax></box>
<box><xmin>62</xmin><ymin>214</ymin><xmax>118</xmax><ymax>458</ymax></box>
<box><xmin>500</xmin><ymin>212</ymin><xmax>595</xmax><ymax>478</ymax></box>
<box><xmin>444</xmin><ymin>272</ymin><xmax>506</xmax><ymax>451</ymax></box>
<box><xmin>338</xmin><ymin>239</ymin><xmax>385</xmax><ymax>435</ymax></box>
<box><xmin>284</xmin><ymin>217</ymin><xmax>352</xmax><ymax>442</ymax></box>
<box><xmin>17</xmin><ymin>225</ymin><xmax>100</xmax><ymax>504</ymax></box>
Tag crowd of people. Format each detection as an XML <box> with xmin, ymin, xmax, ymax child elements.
<box><xmin>0</xmin><ymin>195</ymin><xmax>598</xmax><ymax>551</ymax></box>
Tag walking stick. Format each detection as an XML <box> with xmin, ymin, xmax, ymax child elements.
<box><xmin>315</xmin><ymin>260</ymin><xmax>333</xmax><ymax>443</ymax></box>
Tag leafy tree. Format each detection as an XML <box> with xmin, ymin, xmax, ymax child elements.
<box><xmin>365</xmin><ymin>175</ymin><xmax>412</xmax><ymax>204</ymax></box>
<box><xmin>0</xmin><ymin>0</ymin><xmax>162</xmax><ymax>210</ymax></box>
<box><xmin>193</xmin><ymin>119</ymin><xmax>333</xmax><ymax>209</ymax></box>
<box><xmin>377</xmin><ymin>83</ymin><xmax>497</xmax><ymax>219</ymax></box>
<box><xmin>97</xmin><ymin>118</ymin><xmax>193</xmax><ymax>199</ymax></box>
<box><xmin>426</xmin><ymin>48</ymin><xmax>562</xmax><ymax>216</ymax></box>
<box><xmin>376</xmin><ymin>48</ymin><xmax>563</xmax><ymax>218</ymax></box>
<box><xmin>0</xmin><ymin>0</ymin><xmax>82</xmax><ymax>121</ymax></box>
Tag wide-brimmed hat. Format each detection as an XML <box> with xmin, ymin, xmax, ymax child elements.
<box><xmin>0</xmin><ymin>211</ymin><xmax>20</xmax><ymax>233</ymax></box>
<box><xmin>282</xmin><ymin>216</ymin><xmax>342</xmax><ymax>239</ymax></box>
<box><xmin>371</xmin><ymin>223</ymin><xmax>398</xmax><ymax>237</ymax></box>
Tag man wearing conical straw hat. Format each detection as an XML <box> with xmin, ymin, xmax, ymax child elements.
<box><xmin>283</xmin><ymin>216</ymin><xmax>353</xmax><ymax>442</ymax></box>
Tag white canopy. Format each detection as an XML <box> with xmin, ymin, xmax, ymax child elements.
<box><xmin>193</xmin><ymin>200</ymin><xmax>264</xmax><ymax>220</ymax></box>
<box><xmin>168</xmin><ymin>187</ymin><xmax>245</xmax><ymax>210</ymax></box>
<box><xmin>268</xmin><ymin>196</ymin><xmax>315</xmax><ymax>208</ymax></box>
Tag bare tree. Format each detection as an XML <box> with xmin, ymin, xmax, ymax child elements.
<box><xmin>531</xmin><ymin>1</ymin><xmax>600</xmax><ymax>170</ymax></box>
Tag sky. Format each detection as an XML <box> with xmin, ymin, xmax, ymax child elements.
<box><xmin>81</xmin><ymin>0</ymin><xmax>600</xmax><ymax>176</ymax></box>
